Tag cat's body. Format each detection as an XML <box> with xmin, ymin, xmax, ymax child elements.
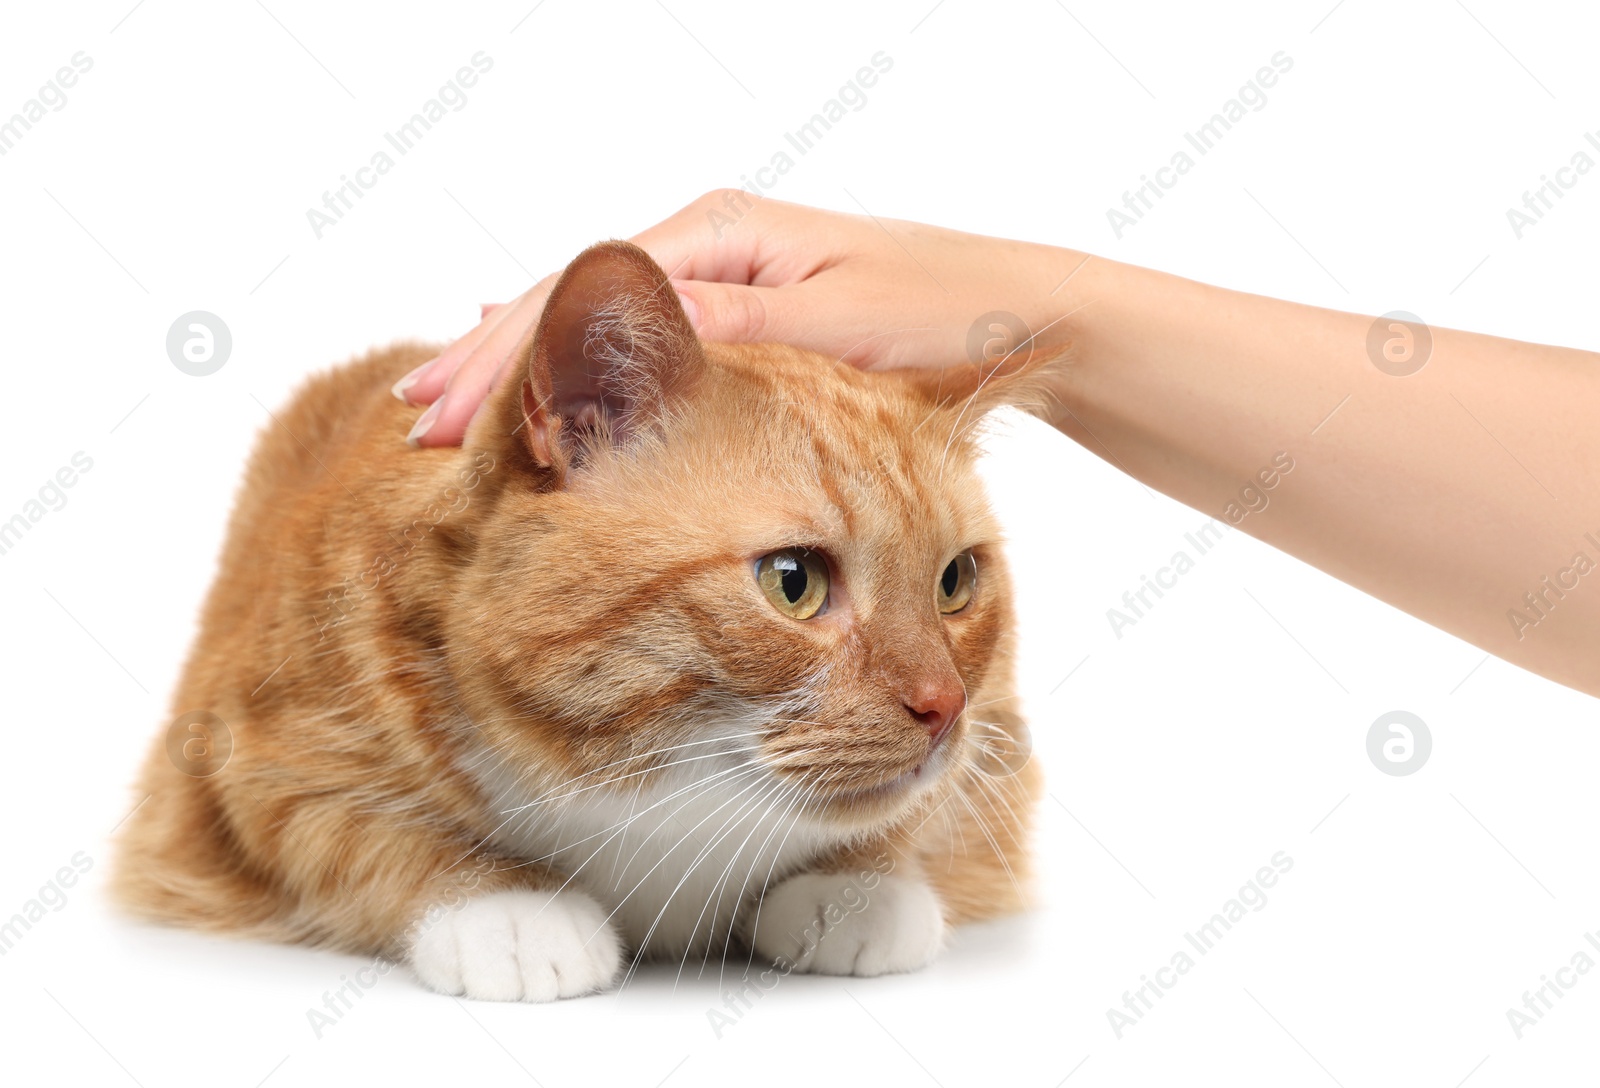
<box><xmin>114</xmin><ymin>243</ymin><xmax>1041</xmax><ymax>1000</ymax></box>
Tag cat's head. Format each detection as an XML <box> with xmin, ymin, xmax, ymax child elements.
<box><xmin>452</xmin><ymin>241</ymin><xmax>1050</xmax><ymax>837</ymax></box>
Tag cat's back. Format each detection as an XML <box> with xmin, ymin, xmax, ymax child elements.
<box><xmin>182</xmin><ymin>341</ymin><xmax>441</xmax><ymax>702</ymax></box>
<box><xmin>113</xmin><ymin>342</ymin><xmax>450</xmax><ymax>938</ymax></box>
<box><xmin>237</xmin><ymin>343</ymin><xmax>431</xmax><ymax>512</ymax></box>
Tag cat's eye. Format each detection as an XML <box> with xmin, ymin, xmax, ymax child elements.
<box><xmin>937</xmin><ymin>552</ymin><xmax>978</xmax><ymax>614</ymax></box>
<box><xmin>756</xmin><ymin>548</ymin><xmax>829</xmax><ymax>620</ymax></box>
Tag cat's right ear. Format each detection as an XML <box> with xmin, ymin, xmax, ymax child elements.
<box><xmin>513</xmin><ymin>241</ymin><xmax>704</xmax><ymax>472</ymax></box>
<box><xmin>890</xmin><ymin>349</ymin><xmax>1070</xmax><ymax>425</ymax></box>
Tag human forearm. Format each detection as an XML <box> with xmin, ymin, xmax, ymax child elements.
<box><xmin>1051</xmin><ymin>257</ymin><xmax>1600</xmax><ymax>695</ymax></box>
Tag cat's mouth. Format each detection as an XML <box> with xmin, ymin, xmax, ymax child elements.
<box><xmin>816</xmin><ymin>739</ymin><xmax>956</xmax><ymax>817</ymax></box>
<box><xmin>835</xmin><ymin>763</ymin><xmax>927</xmax><ymax>803</ymax></box>
<box><xmin>759</xmin><ymin>712</ymin><xmax>965</xmax><ymax>826</ymax></box>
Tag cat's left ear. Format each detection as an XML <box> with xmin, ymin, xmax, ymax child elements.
<box><xmin>515</xmin><ymin>240</ymin><xmax>704</xmax><ymax>470</ymax></box>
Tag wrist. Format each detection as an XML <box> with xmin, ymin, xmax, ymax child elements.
<box><xmin>1018</xmin><ymin>245</ymin><xmax>1121</xmax><ymax>429</ymax></box>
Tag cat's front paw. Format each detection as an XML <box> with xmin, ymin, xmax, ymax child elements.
<box><xmin>408</xmin><ymin>889</ymin><xmax>623</xmax><ymax>1002</ymax></box>
<box><xmin>750</xmin><ymin>872</ymin><xmax>945</xmax><ymax>977</ymax></box>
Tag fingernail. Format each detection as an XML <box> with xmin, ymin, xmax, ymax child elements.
<box><xmin>391</xmin><ymin>358</ymin><xmax>437</xmax><ymax>403</ymax></box>
<box><xmin>405</xmin><ymin>397</ymin><xmax>445</xmax><ymax>447</ymax></box>
<box><xmin>672</xmin><ymin>283</ymin><xmax>699</xmax><ymax>328</ymax></box>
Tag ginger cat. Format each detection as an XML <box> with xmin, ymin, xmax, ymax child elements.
<box><xmin>114</xmin><ymin>241</ymin><xmax>1044</xmax><ymax>1001</ymax></box>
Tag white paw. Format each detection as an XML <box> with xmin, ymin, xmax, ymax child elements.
<box><xmin>750</xmin><ymin>872</ymin><xmax>945</xmax><ymax>977</ymax></box>
<box><xmin>408</xmin><ymin>889</ymin><xmax>623</xmax><ymax>1002</ymax></box>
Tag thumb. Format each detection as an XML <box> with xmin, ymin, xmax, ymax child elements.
<box><xmin>672</xmin><ymin>280</ymin><xmax>794</xmax><ymax>346</ymax></box>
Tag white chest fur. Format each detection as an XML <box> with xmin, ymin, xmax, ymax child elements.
<box><xmin>466</xmin><ymin>746</ymin><xmax>836</xmax><ymax>960</ymax></box>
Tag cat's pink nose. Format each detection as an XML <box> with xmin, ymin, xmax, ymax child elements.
<box><xmin>906</xmin><ymin>680</ymin><xmax>965</xmax><ymax>749</ymax></box>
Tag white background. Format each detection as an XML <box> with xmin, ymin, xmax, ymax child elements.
<box><xmin>2</xmin><ymin>1</ymin><xmax>1597</xmax><ymax>1085</ymax></box>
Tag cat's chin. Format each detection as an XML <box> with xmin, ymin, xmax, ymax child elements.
<box><xmin>840</xmin><ymin>762</ymin><xmax>930</xmax><ymax>803</ymax></box>
<box><xmin>808</xmin><ymin>747</ymin><xmax>956</xmax><ymax>829</ymax></box>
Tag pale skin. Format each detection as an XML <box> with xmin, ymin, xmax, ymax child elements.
<box><xmin>395</xmin><ymin>191</ymin><xmax>1600</xmax><ymax>698</ymax></box>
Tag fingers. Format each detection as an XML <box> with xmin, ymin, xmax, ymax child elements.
<box><xmin>393</xmin><ymin>299</ymin><xmax>516</xmax><ymax>407</ymax></box>
<box><xmin>672</xmin><ymin>280</ymin><xmax>788</xmax><ymax>346</ymax></box>
<box><xmin>628</xmin><ymin>191</ymin><xmax>764</xmax><ymax>284</ymax></box>
<box><xmin>398</xmin><ymin>191</ymin><xmax>850</xmax><ymax>448</ymax></box>
<box><xmin>415</xmin><ymin>276</ymin><xmax>794</xmax><ymax>447</ymax></box>
<box><xmin>405</xmin><ymin>274</ymin><xmax>557</xmax><ymax>447</ymax></box>
<box><xmin>674</xmin><ymin>276</ymin><xmax>945</xmax><ymax>371</ymax></box>
<box><xmin>628</xmin><ymin>189</ymin><xmax>839</xmax><ymax>287</ymax></box>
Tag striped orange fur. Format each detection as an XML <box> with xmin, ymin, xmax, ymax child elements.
<box><xmin>113</xmin><ymin>241</ymin><xmax>1045</xmax><ymax>997</ymax></box>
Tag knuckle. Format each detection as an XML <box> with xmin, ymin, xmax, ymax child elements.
<box><xmin>725</xmin><ymin>289</ymin><xmax>768</xmax><ymax>342</ymax></box>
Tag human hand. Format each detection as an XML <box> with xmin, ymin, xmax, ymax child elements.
<box><xmin>395</xmin><ymin>192</ymin><xmax>1089</xmax><ymax>446</ymax></box>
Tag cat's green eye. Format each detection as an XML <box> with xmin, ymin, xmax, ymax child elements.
<box><xmin>938</xmin><ymin>552</ymin><xmax>978</xmax><ymax>614</ymax></box>
<box><xmin>756</xmin><ymin>548</ymin><xmax>829</xmax><ymax>620</ymax></box>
